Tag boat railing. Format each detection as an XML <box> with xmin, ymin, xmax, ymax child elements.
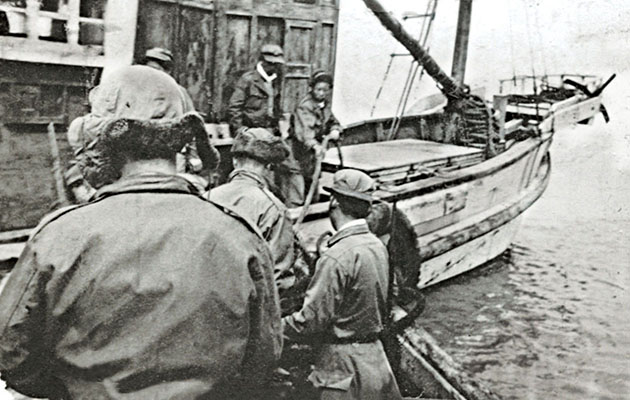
<box><xmin>499</xmin><ymin>74</ymin><xmax>602</xmax><ymax>96</ymax></box>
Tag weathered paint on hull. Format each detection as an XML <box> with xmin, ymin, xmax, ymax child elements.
<box><xmin>418</xmin><ymin>215</ymin><xmax>522</xmax><ymax>288</ymax></box>
<box><xmin>413</xmin><ymin>140</ymin><xmax>552</xmax><ymax>288</ymax></box>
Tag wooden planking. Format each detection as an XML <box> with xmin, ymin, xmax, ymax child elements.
<box><xmin>177</xmin><ymin>5</ymin><xmax>215</xmax><ymax>115</ymax></box>
<box><xmin>319</xmin><ymin>22</ymin><xmax>336</xmax><ymax>71</ymax></box>
<box><xmin>539</xmin><ymin>95</ymin><xmax>602</xmax><ymax>133</ymax></box>
<box><xmin>418</xmin><ymin>215</ymin><xmax>522</xmax><ymax>288</ymax></box>
<box><xmin>257</xmin><ymin>16</ymin><xmax>285</xmax><ymax>47</ymax></box>
<box><xmin>0</xmin><ymin>124</ymin><xmax>73</xmax><ymax>230</ymax></box>
<box><xmin>283</xmin><ymin>19</ymin><xmax>316</xmax><ymax>113</ymax></box>
<box><xmin>134</xmin><ymin>0</ymin><xmax>179</xmax><ymax>61</ymax></box>
<box><xmin>415</xmin><ymin>154</ymin><xmax>550</xmax><ymax>278</ymax></box>
<box><xmin>209</xmin><ymin>0</ymin><xmax>338</xmax><ymax>120</ymax></box>
<box><xmin>0</xmin><ymin>243</ymin><xmax>24</xmax><ymax>263</ymax></box>
<box><xmin>399</xmin><ymin>328</ymin><xmax>502</xmax><ymax>400</ymax></box>
<box><xmin>323</xmin><ymin>139</ymin><xmax>483</xmax><ymax>173</ymax></box>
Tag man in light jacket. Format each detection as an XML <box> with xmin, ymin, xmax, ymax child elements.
<box><xmin>283</xmin><ymin>169</ymin><xmax>402</xmax><ymax>399</ymax></box>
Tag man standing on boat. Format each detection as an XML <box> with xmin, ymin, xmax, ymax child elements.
<box><xmin>143</xmin><ymin>47</ymin><xmax>196</xmax><ymax>113</ymax></box>
<box><xmin>143</xmin><ymin>47</ymin><xmax>208</xmax><ymax>186</ymax></box>
<box><xmin>0</xmin><ymin>66</ymin><xmax>282</xmax><ymax>399</ymax></box>
<box><xmin>283</xmin><ymin>169</ymin><xmax>402</xmax><ymax>399</ymax></box>
<box><xmin>282</xmin><ymin>70</ymin><xmax>341</xmax><ymax>207</ymax></box>
<box><xmin>210</xmin><ymin>127</ymin><xmax>300</xmax><ymax>294</ymax></box>
<box><xmin>227</xmin><ymin>43</ymin><xmax>285</xmax><ymax>136</ymax></box>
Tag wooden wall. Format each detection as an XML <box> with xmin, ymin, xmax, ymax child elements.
<box><xmin>135</xmin><ymin>0</ymin><xmax>339</xmax><ymax>121</ymax></box>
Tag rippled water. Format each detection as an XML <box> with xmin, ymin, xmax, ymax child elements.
<box><xmin>417</xmin><ymin>114</ymin><xmax>630</xmax><ymax>399</ymax></box>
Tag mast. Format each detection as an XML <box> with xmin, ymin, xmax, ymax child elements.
<box><xmin>361</xmin><ymin>0</ymin><xmax>466</xmax><ymax>99</ymax></box>
<box><xmin>451</xmin><ymin>0</ymin><xmax>472</xmax><ymax>84</ymax></box>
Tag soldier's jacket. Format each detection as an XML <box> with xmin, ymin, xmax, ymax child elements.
<box><xmin>210</xmin><ymin>169</ymin><xmax>296</xmax><ymax>286</ymax></box>
<box><xmin>283</xmin><ymin>221</ymin><xmax>401</xmax><ymax>399</ymax></box>
<box><xmin>227</xmin><ymin>70</ymin><xmax>282</xmax><ymax>134</ymax></box>
<box><xmin>289</xmin><ymin>94</ymin><xmax>341</xmax><ymax>166</ymax></box>
<box><xmin>0</xmin><ymin>173</ymin><xmax>282</xmax><ymax>399</ymax></box>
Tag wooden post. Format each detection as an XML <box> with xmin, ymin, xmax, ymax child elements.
<box><xmin>67</xmin><ymin>0</ymin><xmax>80</xmax><ymax>45</ymax></box>
<box><xmin>361</xmin><ymin>0</ymin><xmax>465</xmax><ymax>99</ymax></box>
<box><xmin>25</xmin><ymin>0</ymin><xmax>39</xmax><ymax>40</ymax></box>
<box><xmin>47</xmin><ymin>123</ymin><xmax>69</xmax><ymax>207</ymax></box>
<box><xmin>493</xmin><ymin>95</ymin><xmax>508</xmax><ymax>142</ymax></box>
<box><xmin>451</xmin><ymin>0</ymin><xmax>473</xmax><ymax>84</ymax></box>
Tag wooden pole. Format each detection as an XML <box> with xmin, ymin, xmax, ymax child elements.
<box><xmin>47</xmin><ymin>123</ymin><xmax>69</xmax><ymax>207</ymax></box>
<box><xmin>361</xmin><ymin>0</ymin><xmax>465</xmax><ymax>99</ymax></box>
<box><xmin>493</xmin><ymin>95</ymin><xmax>508</xmax><ymax>142</ymax></box>
<box><xmin>451</xmin><ymin>0</ymin><xmax>473</xmax><ymax>84</ymax></box>
<box><xmin>294</xmin><ymin>135</ymin><xmax>332</xmax><ymax>227</ymax></box>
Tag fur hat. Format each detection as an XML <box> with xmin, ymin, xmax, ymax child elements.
<box><xmin>231</xmin><ymin>128</ymin><xmax>289</xmax><ymax>164</ymax></box>
<box><xmin>79</xmin><ymin>113</ymin><xmax>211</xmax><ymax>187</ymax></box>
<box><xmin>77</xmin><ymin>66</ymin><xmax>219</xmax><ymax>188</ymax></box>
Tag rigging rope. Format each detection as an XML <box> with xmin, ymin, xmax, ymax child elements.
<box><xmin>533</xmin><ymin>2</ymin><xmax>548</xmax><ymax>82</ymax></box>
<box><xmin>387</xmin><ymin>0</ymin><xmax>438</xmax><ymax>140</ymax></box>
<box><xmin>506</xmin><ymin>1</ymin><xmax>518</xmax><ymax>88</ymax></box>
<box><xmin>370</xmin><ymin>56</ymin><xmax>395</xmax><ymax>117</ymax></box>
<box><xmin>522</xmin><ymin>0</ymin><xmax>540</xmax><ymax>118</ymax></box>
<box><xmin>369</xmin><ymin>0</ymin><xmax>438</xmax><ymax>127</ymax></box>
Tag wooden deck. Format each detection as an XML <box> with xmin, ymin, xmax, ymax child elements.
<box><xmin>323</xmin><ymin>139</ymin><xmax>483</xmax><ymax>173</ymax></box>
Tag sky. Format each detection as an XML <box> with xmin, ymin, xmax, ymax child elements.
<box><xmin>333</xmin><ymin>0</ymin><xmax>630</xmax><ymax>124</ymax></box>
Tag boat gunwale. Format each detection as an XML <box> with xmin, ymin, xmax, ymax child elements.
<box><xmin>416</xmin><ymin>152</ymin><xmax>551</xmax><ymax>265</ymax></box>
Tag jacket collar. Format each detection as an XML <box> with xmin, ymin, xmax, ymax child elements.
<box><xmin>92</xmin><ymin>173</ymin><xmax>202</xmax><ymax>201</ymax></box>
<box><xmin>227</xmin><ymin>169</ymin><xmax>269</xmax><ymax>188</ymax></box>
<box><xmin>256</xmin><ymin>62</ymin><xmax>277</xmax><ymax>83</ymax></box>
<box><xmin>328</xmin><ymin>220</ymin><xmax>370</xmax><ymax>247</ymax></box>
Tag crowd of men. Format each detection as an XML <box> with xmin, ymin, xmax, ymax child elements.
<box><xmin>0</xmin><ymin>44</ymin><xmax>405</xmax><ymax>399</ymax></box>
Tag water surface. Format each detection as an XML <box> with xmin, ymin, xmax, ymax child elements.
<box><xmin>418</xmin><ymin>117</ymin><xmax>630</xmax><ymax>399</ymax></box>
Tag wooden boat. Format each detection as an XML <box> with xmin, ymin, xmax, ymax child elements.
<box><xmin>290</xmin><ymin>1</ymin><xmax>608</xmax><ymax>291</ymax></box>
<box><xmin>0</xmin><ymin>0</ymin><xmax>611</xmax><ymax>399</ymax></box>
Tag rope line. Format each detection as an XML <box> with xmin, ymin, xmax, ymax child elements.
<box><xmin>369</xmin><ymin>0</ymin><xmax>438</xmax><ymax>126</ymax></box>
<box><xmin>387</xmin><ymin>0</ymin><xmax>438</xmax><ymax>140</ymax></box>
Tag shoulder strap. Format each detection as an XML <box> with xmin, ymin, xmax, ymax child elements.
<box><xmin>206</xmin><ymin>199</ymin><xmax>265</xmax><ymax>240</ymax></box>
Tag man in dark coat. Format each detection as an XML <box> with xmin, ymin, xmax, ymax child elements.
<box><xmin>283</xmin><ymin>169</ymin><xmax>402</xmax><ymax>399</ymax></box>
<box><xmin>0</xmin><ymin>66</ymin><xmax>282</xmax><ymax>400</ymax></box>
<box><xmin>227</xmin><ymin>44</ymin><xmax>285</xmax><ymax>136</ymax></box>
<box><xmin>210</xmin><ymin>128</ymin><xmax>298</xmax><ymax>291</ymax></box>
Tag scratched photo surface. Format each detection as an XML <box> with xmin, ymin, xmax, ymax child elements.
<box><xmin>1</xmin><ymin>0</ymin><xmax>629</xmax><ymax>399</ymax></box>
<box><xmin>335</xmin><ymin>1</ymin><xmax>629</xmax><ymax>399</ymax></box>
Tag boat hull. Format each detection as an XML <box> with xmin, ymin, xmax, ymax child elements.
<box><xmin>296</xmin><ymin>131</ymin><xmax>553</xmax><ymax>290</ymax></box>
<box><xmin>414</xmin><ymin>139</ymin><xmax>551</xmax><ymax>288</ymax></box>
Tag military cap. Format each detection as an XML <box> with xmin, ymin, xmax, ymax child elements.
<box><xmin>145</xmin><ymin>47</ymin><xmax>174</xmax><ymax>64</ymax></box>
<box><xmin>260</xmin><ymin>44</ymin><xmax>285</xmax><ymax>64</ymax></box>
<box><xmin>231</xmin><ymin>128</ymin><xmax>290</xmax><ymax>164</ymax></box>
<box><xmin>324</xmin><ymin>169</ymin><xmax>375</xmax><ymax>203</ymax></box>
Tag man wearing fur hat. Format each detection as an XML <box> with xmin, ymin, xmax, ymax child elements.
<box><xmin>65</xmin><ymin>48</ymin><xmax>209</xmax><ymax>202</ymax></box>
<box><xmin>210</xmin><ymin>128</ymin><xmax>298</xmax><ymax>292</ymax></box>
<box><xmin>0</xmin><ymin>66</ymin><xmax>282</xmax><ymax>399</ymax></box>
<box><xmin>283</xmin><ymin>169</ymin><xmax>402</xmax><ymax>399</ymax></box>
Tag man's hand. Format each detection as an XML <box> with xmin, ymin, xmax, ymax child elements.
<box><xmin>312</xmin><ymin>143</ymin><xmax>325</xmax><ymax>158</ymax></box>
<box><xmin>327</xmin><ymin>129</ymin><xmax>341</xmax><ymax>142</ymax></box>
